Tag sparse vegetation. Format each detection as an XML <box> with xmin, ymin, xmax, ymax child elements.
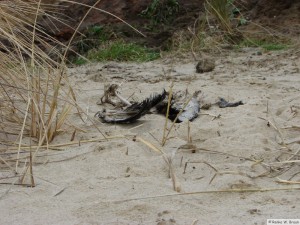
<box><xmin>140</xmin><ymin>0</ymin><xmax>179</xmax><ymax>27</ymax></box>
<box><xmin>0</xmin><ymin>1</ymin><xmax>73</xmax><ymax>143</ymax></box>
<box><xmin>76</xmin><ymin>25</ymin><xmax>112</xmax><ymax>54</ymax></box>
<box><xmin>73</xmin><ymin>40</ymin><xmax>160</xmax><ymax>64</ymax></box>
<box><xmin>70</xmin><ymin>23</ymin><xmax>160</xmax><ymax>65</ymax></box>
<box><xmin>205</xmin><ymin>0</ymin><xmax>233</xmax><ymax>34</ymax></box>
<box><xmin>238</xmin><ymin>39</ymin><xmax>288</xmax><ymax>51</ymax></box>
<box><xmin>0</xmin><ymin>1</ymin><xmax>79</xmax><ymax>183</ymax></box>
<box><xmin>171</xmin><ymin>0</ymin><xmax>289</xmax><ymax>55</ymax></box>
<box><xmin>72</xmin><ymin>57</ymin><xmax>88</xmax><ymax>65</ymax></box>
<box><xmin>89</xmin><ymin>41</ymin><xmax>160</xmax><ymax>62</ymax></box>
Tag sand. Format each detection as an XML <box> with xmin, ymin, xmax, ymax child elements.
<box><xmin>0</xmin><ymin>48</ymin><xmax>300</xmax><ymax>224</ymax></box>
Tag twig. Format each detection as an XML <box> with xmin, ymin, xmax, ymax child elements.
<box><xmin>162</xmin><ymin>95</ymin><xmax>194</xmax><ymax>146</ymax></box>
<box><xmin>200</xmin><ymin>113</ymin><xmax>221</xmax><ymax>120</ymax></box>
<box><xmin>276</xmin><ymin>178</ymin><xmax>300</xmax><ymax>185</ymax></box>
<box><xmin>136</xmin><ymin>137</ymin><xmax>164</xmax><ymax>154</ymax></box>
<box><xmin>285</xmin><ymin>137</ymin><xmax>300</xmax><ymax>145</ymax></box>
<box><xmin>191</xmin><ymin>220</ymin><xmax>198</xmax><ymax>225</ymax></box>
<box><xmin>288</xmin><ymin>172</ymin><xmax>300</xmax><ymax>181</ymax></box>
<box><xmin>269</xmin><ymin>160</ymin><xmax>300</xmax><ymax>164</ymax></box>
<box><xmin>113</xmin><ymin>187</ymin><xmax>300</xmax><ymax>203</ymax></box>
<box><xmin>29</xmin><ymin>138</ymin><xmax>35</xmax><ymax>187</ymax></box>
<box><xmin>53</xmin><ymin>186</ymin><xmax>67</xmax><ymax>197</ymax></box>
<box><xmin>287</xmin><ymin>147</ymin><xmax>300</xmax><ymax>161</ymax></box>
<box><xmin>16</xmin><ymin>97</ymin><xmax>31</xmax><ymax>173</ymax></box>
<box><xmin>0</xmin><ymin>177</ymin><xmax>20</xmax><ymax>200</ymax></box>
<box><xmin>0</xmin><ymin>156</ymin><xmax>15</xmax><ymax>172</ymax></box>
<box><xmin>282</xmin><ymin>125</ymin><xmax>300</xmax><ymax>130</ymax></box>
<box><xmin>162</xmin><ymin>82</ymin><xmax>173</xmax><ymax>145</ymax></box>
<box><xmin>258</xmin><ymin>116</ymin><xmax>289</xmax><ymax>147</ymax></box>
<box><xmin>0</xmin><ymin>135</ymin><xmax>125</xmax><ymax>151</ymax></box>
<box><xmin>163</xmin><ymin>154</ymin><xmax>182</xmax><ymax>193</ymax></box>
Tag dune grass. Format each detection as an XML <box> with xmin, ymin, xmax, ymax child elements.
<box><xmin>0</xmin><ymin>1</ymin><xmax>81</xmax><ymax>182</ymax></box>
<box><xmin>0</xmin><ymin>0</ymin><xmax>148</xmax><ymax>185</ymax></box>
<box><xmin>0</xmin><ymin>1</ymin><xmax>66</xmax><ymax>141</ymax></box>
<box><xmin>170</xmin><ymin>0</ymin><xmax>290</xmax><ymax>56</ymax></box>
<box><xmin>205</xmin><ymin>0</ymin><xmax>233</xmax><ymax>34</ymax></box>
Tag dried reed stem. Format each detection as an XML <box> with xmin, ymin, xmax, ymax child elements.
<box><xmin>162</xmin><ymin>95</ymin><xmax>193</xmax><ymax>146</ymax></box>
<box><xmin>162</xmin><ymin>82</ymin><xmax>173</xmax><ymax>145</ymax></box>
<box><xmin>114</xmin><ymin>187</ymin><xmax>300</xmax><ymax>203</ymax></box>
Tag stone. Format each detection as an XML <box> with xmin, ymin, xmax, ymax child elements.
<box><xmin>195</xmin><ymin>58</ymin><xmax>215</xmax><ymax>73</ymax></box>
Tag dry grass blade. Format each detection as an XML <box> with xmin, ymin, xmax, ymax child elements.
<box><xmin>191</xmin><ymin>220</ymin><xmax>198</xmax><ymax>225</ymax></box>
<box><xmin>136</xmin><ymin>136</ymin><xmax>164</xmax><ymax>154</ymax></box>
<box><xmin>0</xmin><ymin>1</ymin><xmax>79</xmax><ymax>174</ymax></box>
<box><xmin>0</xmin><ymin>135</ymin><xmax>125</xmax><ymax>152</ymax></box>
<box><xmin>162</xmin><ymin>94</ymin><xmax>194</xmax><ymax>146</ymax></box>
<box><xmin>162</xmin><ymin>82</ymin><xmax>173</xmax><ymax>145</ymax></box>
<box><xmin>270</xmin><ymin>160</ymin><xmax>300</xmax><ymax>165</ymax></box>
<box><xmin>205</xmin><ymin>0</ymin><xmax>233</xmax><ymax>34</ymax></box>
<box><xmin>163</xmin><ymin>154</ymin><xmax>182</xmax><ymax>192</ymax></box>
<box><xmin>0</xmin><ymin>0</ymin><xmax>148</xmax><ymax>188</ymax></box>
<box><xmin>0</xmin><ymin>155</ymin><xmax>14</xmax><ymax>172</ymax></box>
<box><xmin>258</xmin><ymin>116</ymin><xmax>289</xmax><ymax>148</ymax></box>
<box><xmin>114</xmin><ymin>187</ymin><xmax>300</xmax><ymax>203</ymax></box>
<box><xmin>276</xmin><ymin>178</ymin><xmax>300</xmax><ymax>185</ymax></box>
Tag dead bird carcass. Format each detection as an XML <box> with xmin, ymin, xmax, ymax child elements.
<box><xmin>95</xmin><ymin>85</ymin><xmax>201</xmax><ymax>124</ymax></box>
<box><xmin>155</xmin><ymin>90</ymin><xmax>201</xmax><ymax>123</ymax></box>
<box><xmin>95</xmin><ymin>90</ymin><xmax>167</xmax><ymax>123</ymax></box>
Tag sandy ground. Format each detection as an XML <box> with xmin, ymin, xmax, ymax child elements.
<box><xmin>1</xmin><ymin>48</ymin><xmax>300</xmax><ymax>224</ymax></box>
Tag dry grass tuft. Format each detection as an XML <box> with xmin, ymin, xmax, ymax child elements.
<box><xmin>0</xmin><ymin>1</ymin><xmax>77</xmax><ymax>176</ymax></box>
<box><xmin>205</xmin><ymin>0</ymin><xmax>233</xmax><ymax>35</ymax></box>
<box><xmin>0</xmin><ymin>1</ymin><xmax>144</xmax><ymax>186</ymax></box>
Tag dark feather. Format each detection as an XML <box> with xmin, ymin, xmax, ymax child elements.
<box><xmin>217</xmin><ymin>98</ymin><xmax>244</xmax><ymax>108</ymax></box>
<box><xmin>95</xmin><ymin>90</ymin><xmax>167</xmax><ymax>123</ymax></box>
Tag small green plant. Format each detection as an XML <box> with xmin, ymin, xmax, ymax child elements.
<box><xmin>72</xmin><ymin>57</ymin><xmax>88</xmax><ymax>65</ymax></box>
<box><xmin>140</xmin><ymin>0</ymin><xmax>179</xmax><ymax>26</ymax></box>
<box><xmin>88</xmin><ymin>41</ymin><xmax>160</xmax><ymax>62</ymax></box>
<box><xmin>76</xmin><ymin>25</ymin><xmax>112</xmax><ymax>54</ymax></box>
<box><xmin>72</xmin><ymin>25</ymin><xmax>160</xmax><ymax>65</ymax></box>
<box><xmin>239</xmin><ymin>39</ymin><xmax>288</xmax><ymax>51</ymax></box>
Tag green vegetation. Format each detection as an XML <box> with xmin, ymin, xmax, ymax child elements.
<box><xmin>72</xmin><ymin>57</ymin><xmax>88</xmax><ymax>65</ymax></box>
<box><xmin>71</xmin><ymin>25</ymin><xmax>160</xmax><ymax>65</ymax></box>
<box><xmin>76</xmin><ymin>25</ymin><xmax>111</xmax><ymax>54</ymax></box>
<box><xmin>72</xmin><ymin>40</ymin><xmax>160</xmax><ymax>65</ymax></box>
<box><xmin>205</xmin><ymin>0</ymin><xmax>247</xmax><ymax>34</ymax></box>
<box><xmin>88</xmin><ymin>41</ymin><xmax>160</xmax><ymax>62</ymax></box>
<box><xmin>186</xmin><ymin>0</ymin><xmax>288</xmax><ymax>53</ymax></box>
<box><xmin>140</xmin><ymin>0</ymin><xmax>179</xmax><ymax>27</ymax></box>
<box><xmin>239</xmin><ymin>39</ymin><xmax>288</xmax><ymax>51</ymax></box>
<box><xmin>205</xmin><ymin>0</ymin><xmax>233</xmax><ymax>33</ymax></box>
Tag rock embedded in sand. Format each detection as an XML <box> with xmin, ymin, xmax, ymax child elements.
<box><xmin>196</xmin><ymin>58</ymin><xmax>215</xmax><ymax>73</ymax></box>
